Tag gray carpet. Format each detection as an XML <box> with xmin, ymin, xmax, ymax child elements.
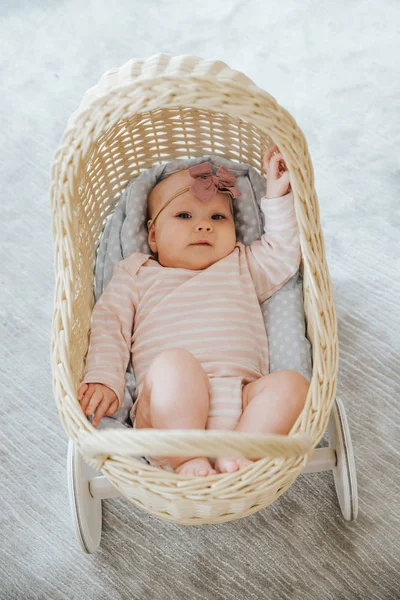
<box><xmin>1</xmin><ymin>1</ymin><xmax>399</xmax><ymax>599</ymax></box>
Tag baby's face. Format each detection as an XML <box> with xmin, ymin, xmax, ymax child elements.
<box><xmin>148</xmin><ymin>170</ymin><xmax>236</xmax><ymax>270</ymax></box>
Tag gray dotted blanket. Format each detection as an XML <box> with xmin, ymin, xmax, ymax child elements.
<box><xmin>92</xmin><ymin>155</ymin><xmax>312</xmax><ymax>432</ymax></box>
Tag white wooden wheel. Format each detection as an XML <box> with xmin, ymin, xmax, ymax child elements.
<box><xmin>327</xmin><ymin>397</ymin><xmax>358</xmax><ymax>521</ymax></box>
<box><xmin>67</xmin><ymin>440</ymin><xmax>102</xmax><ymax>553</ymax></box>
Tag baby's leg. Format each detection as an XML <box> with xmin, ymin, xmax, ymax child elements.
<box><xmin>215</xmin><ymin>370</ymin><xmax>309</xmax><ymax>473</ymax></box>
<box><xmin>134</xmin><ymin>348</ymin><xmax>217</xmax><ymax>476</ymax></box>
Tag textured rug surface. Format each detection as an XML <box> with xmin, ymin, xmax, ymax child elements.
<box><xmin>1</xmin><ymin>1</ymin><xmax>399</xmax><ymax>599</ymax></box>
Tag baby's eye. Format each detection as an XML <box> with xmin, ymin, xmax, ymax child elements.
<box><xmin>176</xmin><ymin>213</ymin><xmax>226</xmax><ymax>220</ymax></box>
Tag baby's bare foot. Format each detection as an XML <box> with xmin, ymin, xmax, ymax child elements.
<box><xmin>215</xmin><ymin>456</ymin><xmax>254</xmax><ymax>473</ymax></box>
<box><xmin>175</xmin><ymin>457</ymin><xmax>217</xmax><ymax>477</ymax></box>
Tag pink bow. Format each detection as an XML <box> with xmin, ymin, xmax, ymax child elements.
<box><xmin>188</xmin><ymin>162</ymin><xmax>242</xmax><ymax>202</ymax></box>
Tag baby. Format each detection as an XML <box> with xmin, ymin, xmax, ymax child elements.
<box><xmin>78</xmin><ymin>146</ymin><xmax>310</xmax><ymax>476</ymax></box>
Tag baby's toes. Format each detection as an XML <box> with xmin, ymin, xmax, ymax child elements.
<box><xmin>215</xmin><ymin>457</ymin><xmax>239</xmax><ymax>473</ymax></box>
<box><xmin>215</xmin><ymin>456</ymin><xmax>254</xmax><ymax>473</ymax></box>
<box><xmin>175</xmin><ymin>458</ymin><xmax>216</xmax><ymax>477</ymax></box>
<box><xmin>235</xmin><ymin>457</ymin><xmax>254</xmax><ymax>470</ymax></box>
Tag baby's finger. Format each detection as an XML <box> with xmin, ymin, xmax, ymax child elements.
<box><xmin>77</xmin><ymin>383</ymin><xmax>88</xmax><ymax>400</ymax></box>
<box><xmin>79</xmin><ymin>384</ymin><xmax>96</xmax><ymax>411</ymax></box>
<box><xmin>79</xmin><ymin>394</ymin><xmax>92</xmax><ymax>414</ymax></box>
<box><xmin>105</xmin><ymin>398</ymin><xmax>119</xmax><ymax>416</ymax></box>
<box><xmin>81</xmin><ymin>383</ymin><xmax>96</xmax><ymax>402</ymax></box>
<box><xmin>270</xmin><ymin>153</ymin><xmax>286</xmax><ymax>176</ymax></box>
<box><xmin>262</xmin><ymin>144</ymin><xmax>278</xmax><ymax>171</ymax></box>
<box><xmin>92</xmin><ymin>397</ymin><xmax>113</xmax><ymax>427</ymax></box>
<box><xmin>85</xmin><ymin>390</ymin><xmax>104</xmax><ymax>416</ymax></box>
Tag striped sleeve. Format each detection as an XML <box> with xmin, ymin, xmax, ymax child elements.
<box><xmin>82</xmin><ymin>262</ymin><xmax>137</xmax><ymax>407</ymax></box>
<box><xmin>244</xmin><ymin>191</ymin><xmax>301</xmax><ymax>303</ymax></box>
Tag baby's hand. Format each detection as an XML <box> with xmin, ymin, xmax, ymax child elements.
<box><xmin>262</xmin><ymin>144</ymin><xmax>291</xmax><ymax>199</ymax></box>
<box><xmin>77</xmin><ymin>383</ymin><xmax>119</xmax><ymax>427</ymax></box>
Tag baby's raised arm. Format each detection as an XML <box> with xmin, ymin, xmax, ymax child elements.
<box><xmin>244</xmin><ymin>146</ymin><xmax>300</xmax><ymax>302</ymax></box>
<box><xmin>78</xmin><ymin>262</ymin><xmax>138</xmax><ymax>426</ymax></box>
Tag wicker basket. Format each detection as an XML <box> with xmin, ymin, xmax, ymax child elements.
<box><xmin>50</xmin><ymin>53</ymin><xmax>338</xmax><ymax>525</ymax></box>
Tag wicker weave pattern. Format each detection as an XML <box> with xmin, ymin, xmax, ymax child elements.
<box><xmin>50</xmin><ymin>54</ymin><xmax>338</xmax><ymax>524</ymax></box>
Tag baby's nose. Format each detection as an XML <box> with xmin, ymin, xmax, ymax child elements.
<box><xmin>195</xmin><ymin>220</ymin><xmax>213</xmax><ymax>231</ymax></box>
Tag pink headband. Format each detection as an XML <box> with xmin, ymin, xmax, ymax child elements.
<box><xmin>147</xmin><ymin>162</ymin><xmax>242</xmax><ymax>229</ymax></box>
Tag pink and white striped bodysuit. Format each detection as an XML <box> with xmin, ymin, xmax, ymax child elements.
<box><xmin>82</xmin><ymin>192</ymin><xmax>300</xmax><ymax>431</ymax></box>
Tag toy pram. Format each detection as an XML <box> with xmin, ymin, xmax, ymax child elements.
<box><xmin>50</xmin><ymin>53</ymin><xmax>358</xmax><ymax>553</ymax></box>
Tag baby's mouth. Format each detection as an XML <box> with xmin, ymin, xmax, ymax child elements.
<box><xmin>191</xmin><ymin>240</ymin><xmax>212</xmax><ymax>246</ymax></box>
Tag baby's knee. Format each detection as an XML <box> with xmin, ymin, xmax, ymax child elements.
<box><xmin>146</xmin><ymin>348</ymin><xmax>209</xmax><ymax>389</ymax></box>
<box><xmin>279</xmin><ymin>370</ymin><xmax>310</xmax><ymax>409</ymax></box>
<box><xmin>148</xmin><ymin>348</ymin><xmax>196</xmax><ymax>376</ymax></box>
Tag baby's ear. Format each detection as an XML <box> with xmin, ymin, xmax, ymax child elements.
<box><xmin>147</xmin><ymin>223</ymin><xmax>157</xmax><ymax>253</ymax></box>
